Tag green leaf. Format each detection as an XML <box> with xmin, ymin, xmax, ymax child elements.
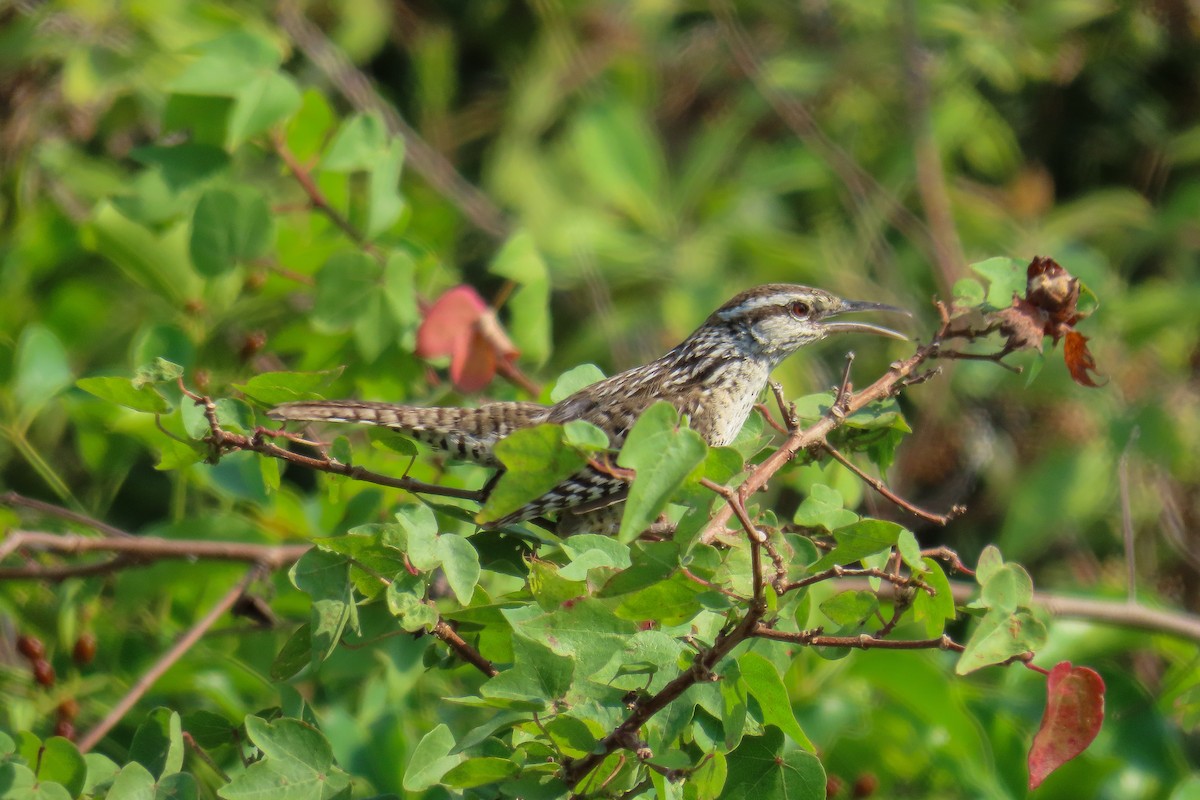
<box><xmin>402</xmin><ymin>724</ymin><xmax>463</xmax><ymax>792</ymax></box>
<box><xmin>976</xmin><ymin>544</ymin><xmax>1004</xmax><ymax>585</ymax></box>
<box><xmin>478</xmin><ymin>424</ymin><xmax>587</xmax><ymax>523</ymax></box>
<box><xmin>436</xmin><ymin>534</ymin><xmax>481</xmax><ymax>604</ymax></box>
<box><xmin>543</xmin><ymin>715</ymin><xmax>599</xmax><ymax>758</ymax></box>
<box><xmin>109</xmin><ymin>761</ymin><xmax>156</xmax><ymax>800</ymax></box>
<box><xmin>129</xmin><ymin>708</ymin><xmax>184</xmax><ymax>779</ymax></box>
<box><xmin>503</xmin><ymin>599</ymin><xmax>636</xmax><ymax>676</ymax></box>
<box><xmin>134</xmin><ymin>358</ymin><xmax>185</xmax><ymax>387</ymax></box>
<box><xmin>234</xmin><ymin>369</ymin><xmax>342</xmax><ymax>407</ymax></box>
<box><xmin>550</xmin><ymin>364</ymin><xmax>605</xmax><ymax>402</ymax></box>
<box><xmin>721</xmin><ymin>727</ymin><xmax>826</xmax><ymax>800</ymax></box>
<box><xmin>562</xmin><ymin>419</ymin><xmax>610</xmax><ymax>452</ymax></box>
<box><xmin>190</xmin><ymin>188</ymin><xmax>272</xmax><ymax>276</ymax></box>
<box><xmin>182</xmin><ymin>710</ymin><xmax>238</xmax><ymax>750</ymax></box>
<box><xmin>490</xmin><ymin>230</ymin><xmax>551</xmax><ymax>366</ymax></box>
<box><xmin>82</xmin><ymin>202</ymin><xmax>200</xmax><ymax>305</ymax></box>
<box><xmin>391</xmin><ymin>505</ymin><xmax>441</xmax><ymax>571</ymax></box>
<box><xmin>792</xmin><ymin>484</ymin><xmax>858</xmax><ymax>531</ymax></box>
<box><xmin>913</xmin><ymin>558</ymin><xmax>956</xmax><ymax>637</ymax></box>
<box><xmin>812</xmin><ymin>519</ymin><xmax>903</xmax><ymax>570</ymax></box>
<box><xmin>956</xmin><ymin>607</ymin><xmax>1047</xmax><ymax>675</ymax></box>
<box><xmin>77</xmin><ymin>376</ymin><xmax>171</xmax><ymax>414</ymax></box>
<box><xmin>35</xmin><ymin>737</ymin><xmax>87</xmax><ymax>798</ymax></box>
<box><xmin>719</xmin><ymin>660</ymin><xmax>749</xmax><ymax>751</ymax></box>
<box><xmin>220</xmin><ymin>717</ymin><xmax>350</xmax><ymax>800</ymax></box>
<box><xmin>289</xmin><ymin>549</ymin><xmax>355</xmax><ymax>665</ymax></box>
<box><xmin>616</xmin><ymin>402</ymin><xmax>708</xmax><ymax>542</ymax></box>
<box><xmin>970</xmin><ymin>256</ymin><xmax>1026</xmax><ymax>309</ymax></box>
<box><xmin>313</xmin><ymin>251</ymin><xmax>382</xmax><ymax>330</ymax></box>
<box><xmin>599</xmin><ymin>541</ymin><xmax>679</xmax><ymax>597</ymax></box>
<box><xmin>559</xmin><ymin>534</ymin><xmax>631</xmax><ymax>581</ymax></box>
<box><xmin>482</xmin><ymin>636</ymin><xmax>574</xmax><ymax>705</ymax></box>
<box><xmin>130</xmin><ymin>143</ymin><xmax>229</xmax><ymax>192</ymax></box>
<box><xmin>589</xmin><ymin>630</ymin><xmax>687</xmax><ymax>693</ymax></box>
<box><xmin>365</xmin><ymin>138</ymin><xmax>406</xmax><ymax>239</ymax></box>
<box><xmin>953</xmin><ymin>277</ymin><xmax>986</xmax><ymax>308</ymax></box>
<box><xmin>819</xmin><ymin>590</ymin><xmax>879</xmax><ymax>627</ymax></box>
<box><xmin>14</xmin><ymin>324</ymin><xmax>72</xmax><ymax>423</ymax></box>
<box><xmin>386</xmin><ymin>579</ymin><xmax>439</xmax><ymax>632</ymax></box>
<box><xmin>738</xmin><ymin>652</ymin><xmax>814</xmax><ymax>751</ymax></box>
<box><xmin>271</xmin><ymin>624</ymin><xmax>312</xmax><ymax>681</ymax></box>
<box><xmin>441</xmin><ymin>757</ymin><xmax>519</xmax><ymax>789</ymax></box>
<box><xmin>981</xmin><ymin>562</ymin><xmax>1035</xmax><ymax>613</ymax></box>
<box><xmin>322</xmin><ymin>113</ymin><xmax>389</xmax><ymax>171</ymax></box>
<box><xmin>226</xmin><ymin>71</ymin><xmax>302</xmax><ymax>148</ymax></box>
<box><xmin>614</xmin><ymin>572</ymin><xmax>705</xmax><ymax>627</ymax></box>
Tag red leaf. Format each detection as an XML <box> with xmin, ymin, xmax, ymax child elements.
<box><xmin>416</xmin><ymin>285</ymin><xmax>489</xmax><ymax>359</ymax></box>
<box><xmin>1028</xmin><ymin>661</ymin><xmax>1105</xmax><ymax>789</ymax></box>
<box><xmin>1063</xmin><ymin>330</ymin><xmax>1105</xmax><ymax>388</ymax></box>
<box><xmin>415</xmin><ymin>284</ymin><xmax>521</xmax><ymax>393</ymax></box>
<box><xmin>450</xmin><ymin>329</ymin><xmax>498</xmax><ymax>393</ymax></box>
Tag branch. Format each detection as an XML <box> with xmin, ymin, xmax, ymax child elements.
<box><xmin>77</xmin><ymin>566</ymin><xmax>265</xmax><ymax>752</ymax></box>
<box><xmin>849</xmin><ymin>578</ymin><xmax>1200</xmax><ymax>644</ymax></box>
<box><xmin>0</xmin><ymin>531</ymin><xmax>309</xmax><ymax>580</ymax></box>
<box><xmin>433</xmin><ymin>620</ymin><xmax>499</xmax><ymax>678</ymax></box>
<box><xmin>564</xmin><ymin>600</ymin><xmax>767</xmax><ymax>788</ymax></box>
<box><xmin>0</xmin><ymin>491</ymin><xmax>133</xmax><ymax>539</ymax></box>
<box><xmin>753</xmin><ymin>626</ymin><xmax>964</xmax><ymax>652</ymax></box>
<box><xmin>700</xmin><ymin>340</ymin><xmax>939</xmax><ymax>543</ymax></box>
<box><xmin>820</xmin><ymin>442</ymin><xmax>963</xmax><ymax>525</ymax></box>
<box><xmin>782</xmin><ymin>564</ymin><xmax>933</xmax><ymax>596</ymax></box>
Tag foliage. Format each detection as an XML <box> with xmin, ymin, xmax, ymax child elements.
<box><xmin>1</xmin><ymin>2</ymin><xmax>1198</xmax><ymax>799</ymax></box>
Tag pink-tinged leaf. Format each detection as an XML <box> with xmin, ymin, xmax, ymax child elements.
<box><xmin>451</xmin><ymin>330</ymin><xmax>498</xmax><ymax>393</ymax></box>
<box><xmin>416</xmin><ymin>285</ymin><xmax>489</xmax><ymax>358</ymax></box>
<box><xmin>1028</xmin><ymin>662</ymin><xmax>1105</xmax><ymax>789</ymax></box>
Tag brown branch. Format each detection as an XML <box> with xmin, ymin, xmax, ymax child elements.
<box><xmin>782</xmin><ymin>564</ymin><xmax>933</xmax><ymax>596</ymax></box>
<box><xmin>271</xmin><ymin>133</ymin><xmax>371</xmax><ymax>250</ymax></box>
<box><xmin>563</xmin><ymin>597</ymin><xmax>766</xmax><ymax>788</ymax></box>
<box><xmin>0</xmin><ymin>531</ymin><xmax>309</xmax><ymax>579</ymax></box>
<box><xmin>77</xmin><ymin>566</ymin><xmax>264</xmax><ymax>752</ymax></box>
<box><xmin>820</xmin><ymin>442</ymin><xmax>963</xmax><ymax>525</ymax></box>
<box><xmin>433</xmin><ymin>620</ymin><xmax>499</xmax><ymax>677</ymax></box>
<box><xmin>0</xmin><ymin>491</ymin><xmax>133</xmax><ymax>539</ymax></box>
<box><xmin>848</xmin><ymin>578</ymin><xmax>1200</xmax><ymax>644</ymax></box>
<box><xmin>753</xmin><ymin>626</ymin><xmax>964</xmax><ymax>652</ymax></box>
<box><xmin>700</xmin><ymin>340</ymin><xmax>939</xmax><ymax>544</ymax></box>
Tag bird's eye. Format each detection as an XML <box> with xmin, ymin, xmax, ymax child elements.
<box><xmin>789</xmin><ymin>301</ymin><xmax>811</xmax><ymax>318</ymax></box>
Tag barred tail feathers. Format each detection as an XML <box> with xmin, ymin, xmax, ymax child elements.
<box><xmin>268</xmin><ymin>400</ymin><xmax>547</xmax><ymax>466</ymax></box>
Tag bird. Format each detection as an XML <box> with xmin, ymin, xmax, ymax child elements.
<box><xmin>269</xmin><ymin>284</ymin><xmax>907</xmax><ymax>535</ymax></box>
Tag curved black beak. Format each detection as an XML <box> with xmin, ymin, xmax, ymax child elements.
<box><xmin>820</xmin><ymin>299</ymin><xmax>910</xmax><ymax>341</ymax></box>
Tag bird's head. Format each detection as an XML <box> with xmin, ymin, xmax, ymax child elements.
<box><xmin>707</xmin><ymin>284</ymin><xmax>909</xmax><ymax>363</ymax></box>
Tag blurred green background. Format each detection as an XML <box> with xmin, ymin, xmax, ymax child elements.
<box><xmin>0</xmin><ymin>1</ymin><xmax>1198</xmax><ymax>797</ymax></box>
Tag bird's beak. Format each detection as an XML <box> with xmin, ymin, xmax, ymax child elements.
<box><xmin>820</xmin><ymin>299</ymin><xmax>910</xmax><ymax>341</ymax></box>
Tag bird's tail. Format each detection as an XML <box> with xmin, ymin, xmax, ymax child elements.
<box><xmin>268</xmin><ymin>400</ymin><xmax>547</xmax><ymax>466</ymax></box>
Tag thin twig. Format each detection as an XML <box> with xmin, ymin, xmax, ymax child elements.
<box><xmin>434</xmin><ymin>620</ymin><xmax>499</xmax><ymax>677</ymax></box>
<box><xmin>77</xmin><ymin>566</ymin><xmax>265</xmax><ymax>752</ymax></box>
<box><xmin>753</xmin><ymin>626</ymin><xmax>963</xmax><ymax>652</ymax></box>
<box><xmin>820</xmin><ymin>442</ymin><xmax>962</xmax><ymax>525</ymax></box>
<box><xmin>0</xmin><ymin>492</ymin><xmax>132</xmax><ymax>539</ymax></box>
<box><xmin>782</xmin><ymin>564</ymin><xmax>933</xmax><ymax>595</ymax></box>
<box><xmin>0</xmin><ymin>531</ymin><xmax>309</xmax><ymax>579</ymax></box>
